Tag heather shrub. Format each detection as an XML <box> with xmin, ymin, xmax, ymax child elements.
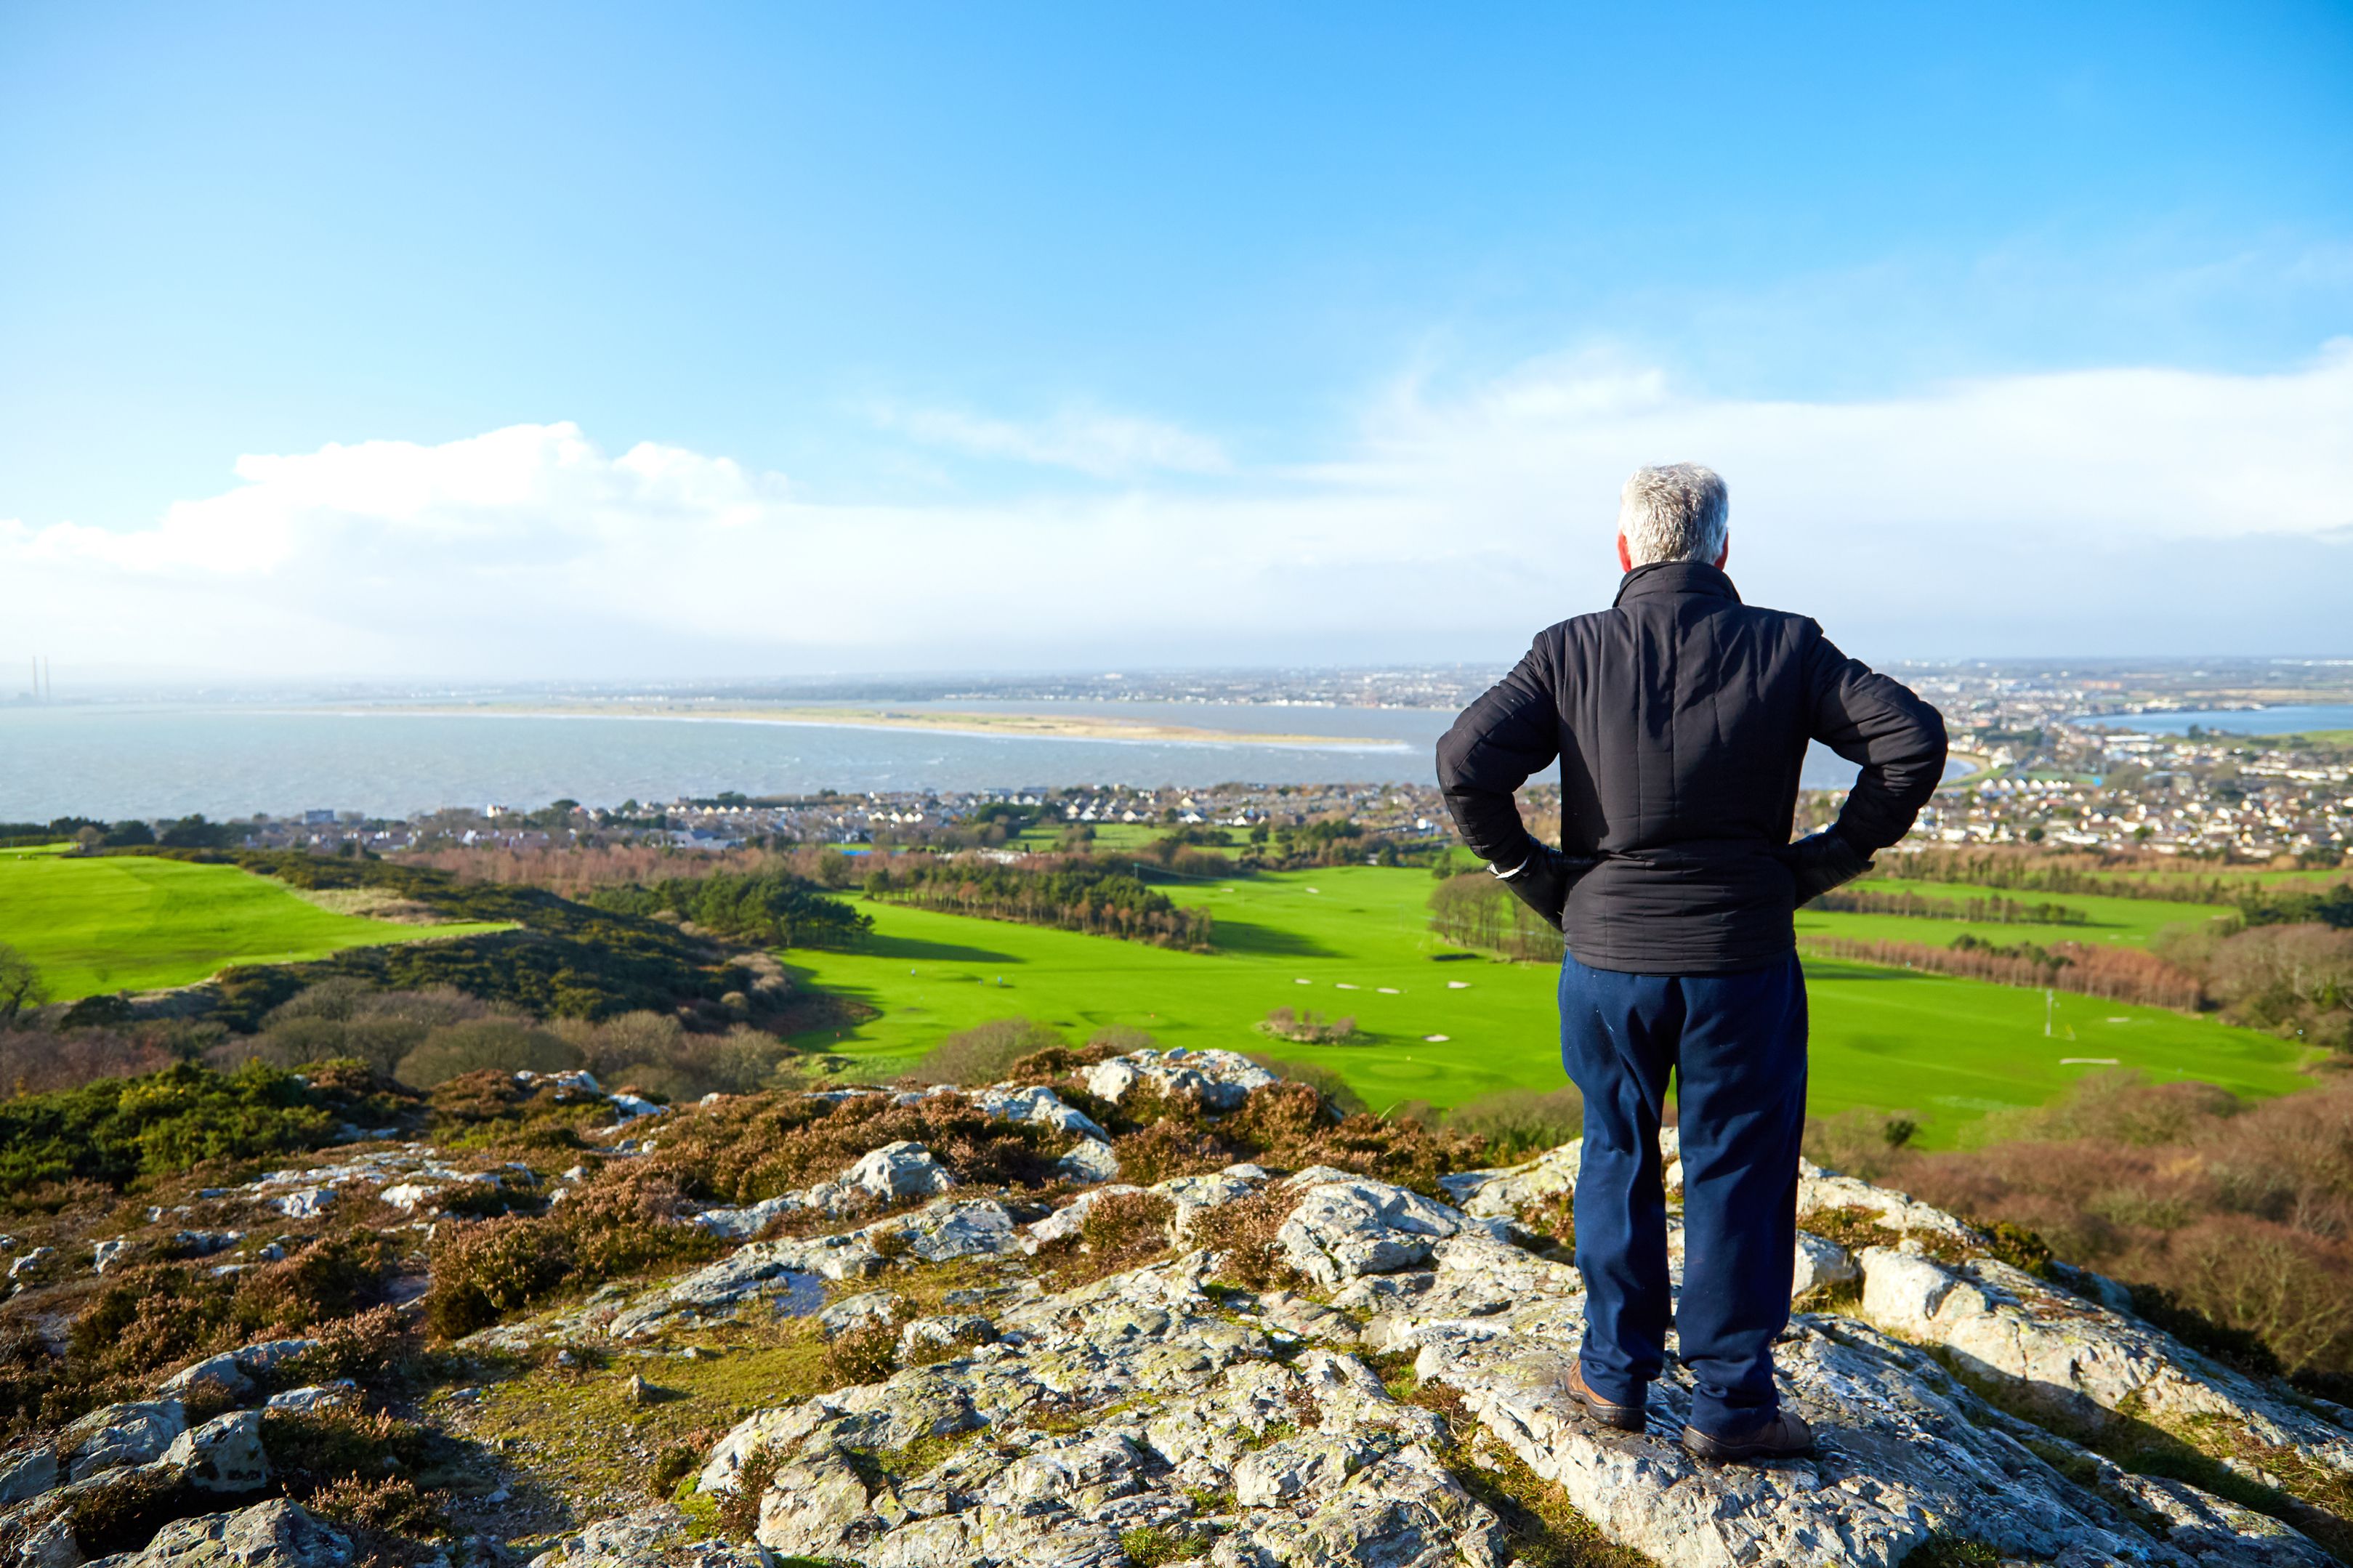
<box><xmin>302</xmin><ymin>1475</ymin><xmax>447</xmax><ymax>1537</ymax></box>
<box><xmin>421</xmin><ymin>1216</ymin><xmax>576</xmax><ymax>1338</ymax></box>
<box><xmin>421</xmin><ymin>1168</ymin><xmax>721</xmax><ymax>1338</ymax></box>
<box><xmin>1190</xmin><ymin>1187</ymin><xmax>1303</xmax><ymax>1291</ymax></box>
<box><xmin>264</xmin><ymin>1405</ymin><xmax>445</xmax><ymax>1499</ymax></box>
<box><xmin>639</xmin><ymin>1088</ymin><xmax>1069</xmax><ymax>1205</ymax></box>
<box><xmin>1111</xmin><ymin>1118</ymin><xmax>1232</xmax><ymax>1185</ymax></box>
<box><xmin>1049</xmin><ymin>1189</ymin><xmax>1177</xmax><ymax>1282</ymax></box>
<box><xmin>1967</xmin><ymin>1070</ymin><xmax>2241</xmax><ymax>1148</ymax></box>
<box><xmin>1259</xmin><ymin>1006</ymin><xmax>1356</xmax><ymax>1044</ymax></box>
<box><xmin>272</xmin><ymin>1304</ymin><xmax>414</xmax><ymax>1389</ymax></box>
<box><xmin>820</xmin><ymin>1321</ymin><xmax>900</xmax><ymax>1389</ymax></box>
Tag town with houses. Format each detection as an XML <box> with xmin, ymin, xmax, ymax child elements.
<box><xmin>187</xmin><ymin>660</ymin><xmax>2353</xmax><ymax>869</ymax></box>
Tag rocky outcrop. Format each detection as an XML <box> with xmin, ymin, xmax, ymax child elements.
<box><xmin>1084</xmin><ymin>1048</ymin><xmax>1280</xmax><ymax>1112</ymax></box>
<box><xmin>627</xmin><ymin>1144</ymin><xmax>2349</xmax><ymax>1568</ymax></box>
<box><xmin>10</xmin><ymin>1073</ymin><xmax>2349</xmax><ymax>1568</ymax></box>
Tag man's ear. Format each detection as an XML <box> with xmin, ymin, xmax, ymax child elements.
<box><xmin>1617</xmin><ymin>533</ymin><xmax>1633</xmax><ymax>573</ymax></box>
<box><xmin>1714</xmin><ymin>537</ymin><xmax>1730</xmax><ymax>569</ymax></box>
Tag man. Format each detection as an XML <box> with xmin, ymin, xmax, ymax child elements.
<box><xmin>1434</xmin><ymin>464</ymin><xmax>1945</xmax><ymax>1462</ymax></box>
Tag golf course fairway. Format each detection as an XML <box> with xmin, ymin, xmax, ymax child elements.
<box><xmin>0</xmin><ymin>848</ymin><xmax>512</xmax><ymax>998</ymax></box>
<box><xmin>783</xmin><ymin>864</ymin><xmax>2313</xmax><ymax>1145</ymax></box>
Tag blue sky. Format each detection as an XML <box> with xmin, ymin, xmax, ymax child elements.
<box><xmin>2</xmin><ymin>3</ymin><xmax>2349</xmax><ymax>677</ymax></box>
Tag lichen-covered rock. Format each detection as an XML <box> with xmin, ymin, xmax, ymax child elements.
<box><xmin>157</xmin><ymin>1338</ymin><xmax>318</xmax><ymax>1402</ymax></box>
<box><xmin>1792</xmin><ymin>1231</ymin><xmax>1860</xmax><ymax>1299</ymax></box>
<box><xmin>260</xmin><ymin>1384</ymin><xmax>355</xmax><ymax>1414</ymax></box>
<box><xmin>892</xmin><ymin>1198</ymin><xmax>1020</xmax><ymax>1264</ymax></box>
<box><xmin>62</xmin><ymin>1399</ymin><xmax>186</xmax><ymax>1482</ymax></box>
<box><xmin>523</xmin><ymin>1503</ymin><xmax>770</xmax><ymax>1568</ymax></box>
<box><xmin>1083</xmin><ymin>1048</ymin><xmax>1278</xmax><ymax>1113</ymax></box>
<box><xmin>1858</xmin><ymin>1246</ymin><xmax>2353</xmax><ymax>1479</ymax></box>
<box><xmin>970</xmin><ymin>1084</ymin><xmax>1112</xmax><ymax>1143</ymax></box>
<box><xmin>162</xmin><ymin>1410</ymin><xmax>269</xmax><ymax>1494</ymax></box>
<box><xmin>1442</xmin><ymin>1140</ymin><xmax>1581</xmax><ymax>1219</ymax></box>
<box><xmin>101</xmin><ymin>1498</ymin><xmax>351</xmax><ymax>1568</ymax></box>
<box><xmin>16</xmin><ymin>1510</ymin><xmax>77</xmax><ymax>1568</ymax></box>
<box><xmin>1054</xmin><ymin>1137</ymin><xmax>1122</xmax><ymax>1185</ymax></box>
<box><xmin>267</xmin><ymin>1187</ymin><xmax>334</xmax><ymax>1221</ymax></box>
<box><xmin>695</xmin><ymin>1255</ymin><xmax>1501</xmax><ymax>1568</ymax></box>
<box><xmin>483</xmin><ymin>1127</ymin><xmax>2349</xmax><ymax>1568</ymax></box>
<box><xmin>1275</xmin><ymin>1171</ymin><xmax>1488</xmax><ymax>1287</ymax></box>
<box><xmin>0</xmin><ymin>1444</ymin><xmax>58</xmax><ymax>1506</ymax></box>
<box><xmin>842</xmin><ymin>1141</ymin><xmax>958</xmax><ymax>1203</ymax></box>
<box><xmin>1800</xmin><ymin>1161</ymin><xmax>1982</xmax><ymax>1245</ymax></box>
<box><xmin>820</xmin><ymin>1290</ymin><xmax>905</xmax><ymax>1338</ymax></box>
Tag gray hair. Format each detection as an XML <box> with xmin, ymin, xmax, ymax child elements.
<box><xmin>1618</xmin><ymin>464</ymin><xmax>1728</xmax><ymax>567</ymax></box>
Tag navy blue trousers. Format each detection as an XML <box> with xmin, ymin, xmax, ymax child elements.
<box><xmin>1558</xmin><ymin>951</ymin><xmax>1808</xmax><ymax>1438</ymax></box>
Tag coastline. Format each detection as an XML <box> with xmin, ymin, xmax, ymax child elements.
<box><xmin>345</xmin><ymin>701</ymin><xmax>1418</xmax><ymax>751</ymax></box>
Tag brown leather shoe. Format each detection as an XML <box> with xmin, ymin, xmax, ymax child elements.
<box><xmin>1562</xmin><ymin>1364</ymin><xmax>1645</xmax><ymax>1432</ymax></box>
<box><xmin>1681</xmin><ymin>1410</ymin><xmax>1815</xmax><ymax>1462</ymax></box>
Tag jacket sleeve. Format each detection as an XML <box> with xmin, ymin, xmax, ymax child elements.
<box><xmin>1803</xmin><ymin>631</ymin><xmax>1948</xmax><ymax>853</ymax></box>
<box><xmin>1435</xmin><ymin>638</ymin><xmax>1562</xmax><ymax>866</ymax></box>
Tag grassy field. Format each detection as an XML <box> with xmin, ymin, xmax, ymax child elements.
<box><xmin>1807</xmin><ymin>876</ymin><xmax>2230</xmax><ymax>950</ymax></box>
<box><xmin>0</xmin><ymin>848</ymin><xmax>512</xmax><ymax>998</ymax></box>
<box><xmin>783</xmin><ymin>865</ymin><xmax>2314</xmax><ymax>1145</ymax></box>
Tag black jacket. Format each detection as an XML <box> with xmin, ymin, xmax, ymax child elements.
<box><xmin>1434</xmin><ymin>562</ymin><xmax>1948</xmax><ymax>974</ymax></box>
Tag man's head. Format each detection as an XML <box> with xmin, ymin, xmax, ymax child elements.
<box><xmin>1616</xmin><ymin>463</ymin><xmax>1728</xmax><ymax>573</ymax></box>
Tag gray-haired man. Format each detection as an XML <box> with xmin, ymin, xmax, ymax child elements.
<box><xmin>1435</xmin><ymin>464</ymin><xmax>1945</xmax><ymax>1460</ymax></box>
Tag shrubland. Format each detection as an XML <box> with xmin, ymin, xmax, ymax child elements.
<box><xmin>1807</xmin><ymin>1069</ymin><xmax>2353</xmax><ymax>1383</ymax></box>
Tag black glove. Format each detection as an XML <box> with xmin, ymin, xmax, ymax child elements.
<box><xmin>1494</xmin><ymin>839</ymin><xmax>1588</xmax><ymax>931</ymax></box>
<box><xmin>1777</xmin><ymin>829</ymin><xmax>1873</xmax><ymax>907</ymax></box>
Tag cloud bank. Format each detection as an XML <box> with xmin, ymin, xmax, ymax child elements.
<box><xmin>7</xmin><ymin>344</ymin><xmax>2349</xmax><ymax>679</ymax></box>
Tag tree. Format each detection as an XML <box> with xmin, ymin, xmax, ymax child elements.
<box><xmin>0</xmin><ymin>945</ymin><xmax>48</xmax><ymax>1027</ymax></box>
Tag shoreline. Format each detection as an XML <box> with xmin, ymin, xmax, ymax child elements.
<box><xmin>333</xmin><ymin>702</ymin><xmax>1418</xmax><ymax>751</ymax></box>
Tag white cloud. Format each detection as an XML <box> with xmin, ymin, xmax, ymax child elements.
<box><xmin>869</xmin><ymin>402</ymin><xmax>1231</xmax><ymax>477</ymax></box>
<box><xmin>4</xmin><ymin>344</ymin><xmax>2349</xmax><ymax>679</ymax></box>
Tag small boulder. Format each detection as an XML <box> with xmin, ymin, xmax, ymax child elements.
<box><xmin>839</xmin><ymin>1142</ymin><xmax>956</xmax><ymax>1203</ymax></box>
<box><xmin>117</xmin><ymin>1498</ymin><xmax>350</xmax><ymax>1568</ymax></box>
<box><xmin>0</xmin><ymin>1444</ymin><xmax>59</xmax><ymax>1505</ymax></box>
<box><xmin>1277</xmin><ymin>1176</ymin><xmax>1470</xmax><ymax>1287</ymax></box>
<box><xmin>892</xmin><ymin>1199</ymin><xmax>1017</xmax><ymax>1264</ymax></box>
<box><xmin>264</xmin><ymin>1383</ymin><xmax>357</xmax><ymax>1413</ymax></box>
<box><xmin>62</xmin><ymin>1399</ymin><xmax>185</xmax><ymax>1482</ymax></box>
<box><xmin>818</xmin><ymin>1291</ymin><xmax>904</xmax><ymax>1338</ymax></box>
<box><xmin>270</xmin><ymin>1187</ymin><xmax>335</xmax><ymax>1220</ymax></box>
<box><xmin>1791</xmin><ymin>1231</ymin><xmax>1859</xmax><ymax>1299</ymax></box>
<box><xmin>1053</xmin><ymin>1138</ymin><xmax>1121</xmax><ymax>1186</ymax></box>
<box><xmin>162</xmin><ymin>1410</ymin><xmax>270</xmax><ymax>1494</ymax></box>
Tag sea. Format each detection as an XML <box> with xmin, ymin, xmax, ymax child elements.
<box><xmin>2075</xmin><ymin>705</ymin><xmax>2353</xmax><ymax>738</ymax></box>
<box><xmin>1</xmin><ymin>698</ymin><xmax>1913</xmax><ymax>822</ymax></box>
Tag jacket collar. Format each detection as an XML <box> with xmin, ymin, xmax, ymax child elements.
<box><xmin>1613</xmin><ymin>559</ymin><xmax>1741</xmax><ymax>607</ymax></box>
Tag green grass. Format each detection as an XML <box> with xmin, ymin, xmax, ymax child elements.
<box><xmin>783</xmin><ymin>865</ymin><xmax>2314</xmax><ymax>1145</ymax></box>
<box><xmin>1809</xmin><ymin>877</ymin><xmax>2231</xmax><ymax>950</ymax></box>
<box><xmin>0</xmin><ymin>852</ymin><xmax>512</xmax><ymax>999</ymax></box>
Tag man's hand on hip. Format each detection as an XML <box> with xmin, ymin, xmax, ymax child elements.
<box><xmin>1777</xmin><ymin>830</ymin><xmax>1873</xmax><ymax>906</ymax></box>
<box><xmin>1493</xmin><ymin>838</ymin><xmax>1581</xmax><ymax>931</ymax></box>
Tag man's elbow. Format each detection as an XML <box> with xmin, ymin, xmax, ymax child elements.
<box><xmin>1433</xmin><ymin>726</ymin><xmax>1477</xmax><ymax>793</ymax></box>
